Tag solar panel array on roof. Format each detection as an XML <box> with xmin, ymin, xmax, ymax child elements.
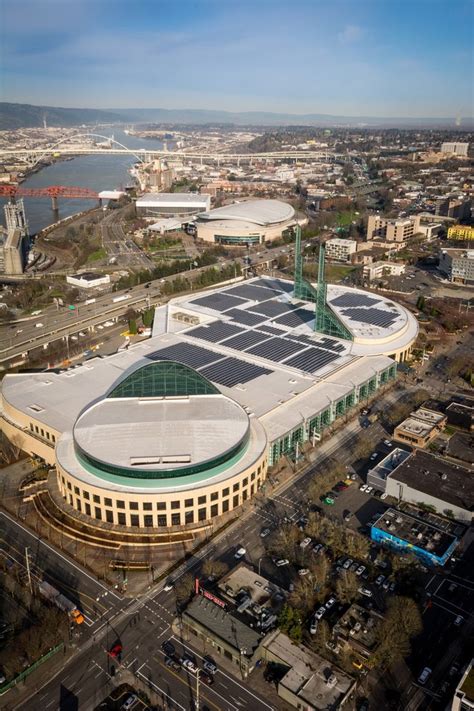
<box><xmin>274</xmin><ymin>279</ymin><xmax>294</xmax><ymax>293</ymax></box>
<box><xmin>191</xmin><ymin>292</ymin><xmax>247</xmax><ymax>312</ymax></box>
<box><xmin>187</xmin><ymin>321</ymin><xmax>243</xmax><ymax>343</ymax></box>
<box><xmin>285</xmin><ymin>347</ymin><xmax>338</xmax><ymax>372</ymax></box>
<box><xmin>225</xmin><ymin>308</ymin><xmax>266</xmax><ymax>327</ymax></box>
<box><xmin>200</xmin><ymin>357</ymin><xmax>272</xmax><ymax>387</ymax></box>
<box><xmin>259</xmin><ymin>325</ymin><xmax>285</xmax><ymax>336</ymax></box>
<box><xmin>247</xmin><ymin>300</ymin><xmax>294</xmax><ymax>318</ymax></box>
<box><xmin>274</xmin><ymin>309</ymin><xmax>314</xmax><ymax>328</ymax></box>
<box><xmin>146</xmin><ymin>342</ymin><xmax>222</xmax><ymax>369</ymax></box>
<box><xmin>221</xmin><ymin>330</ymin><xmax>269</xmax><ymax>351</ymax></box>
<box><xmin>330</xmin><ymin>293</ymin><xmax>380</xmax><ymax>308</ymax></box>
<box><xmin>248</xmin><ymin>337</ymin><xmax>304</xmax><ymax>363</ymax></box>
<box><xmin>318</xmin><ymin>337</ymin><xmax>345</xmax><ymax>352</ymax></box>
<box><xmin>225</xmin><ymin>284</ymin><xmax>280</xmax><ymax>301</ymax></box>
<box><xmin>342</xmin><ymin>307</ymin><xmax>398</xmax><ymax>328</ymax></box>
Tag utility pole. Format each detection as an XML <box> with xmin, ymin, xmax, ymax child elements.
<box><xmin>25</xmin><ymin>547</ymin><xmax>33</xmax><ymax>594</ymax></box>
<box><xmin>196</xmin><ymin>668</ymin><xmax>200</xmax><ymax>710</ymax></box>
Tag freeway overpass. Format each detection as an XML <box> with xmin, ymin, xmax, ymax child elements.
<box><xmin>0</xmin><ymin>249</ymin><xmax>283</xmax><ymax>368</ymax></box>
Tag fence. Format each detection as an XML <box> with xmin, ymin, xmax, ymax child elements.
<box><xmin>0</xmin><ymin>642</ymin><xmax>64</xmax><ymax>695</ymax></box>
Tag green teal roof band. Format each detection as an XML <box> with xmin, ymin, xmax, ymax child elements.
<box><xmin>107</xmin><ymin>360</ymin><xmax>219</xmax><ymax>399</ymax></box>
<box><xmin>75</xmin><ymin>439</ymin><xmax>251</xmax><ymax>489</ymax></box>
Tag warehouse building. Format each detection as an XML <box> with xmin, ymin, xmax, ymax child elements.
<box><xmin>371</xmin><ymin>508</ymin><xmax>460</xmax><ymax>566</ymax></box>
<box><xmin>384</xmin><ymin>450</ymin><xmax>474</xmax><ymax>523</ymax></box>
<box><xmin>135</xmin><ymin>192</ymin><xmax>211</xmax><ymax>217</ymax></box>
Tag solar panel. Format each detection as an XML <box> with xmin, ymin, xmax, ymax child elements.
<box><xmin>225</xmin><ymin>308</ymin><xmax>267</xmax><ymax>327</ymax></box>
<box><xmin>146</xmin><ymin>342</ymin><xmax>222</xmax><ymax>369</ymax></box>
<box><xmin>247</xmin><ymin>337</ymin><xmax>305</xmax><ymax>363</ymax></box>
<box><xmin>341</xmin><ymin>307</ymin><xmax>398</xmax><ymax>329</ymax></box>
<box><xmin>247</xmin><ymin>300</ymin><xmax>294</xmax><ymax>318</ymax></box>
<box><xmin>187</xmin><ymin>322</ymin><xmax>244</xmax><ymax>343</ymax></box>
<box><xmin>330</xmin><ymin>293</ymin><xmax>380</xmax><ymax>308</ymax></box>
<box><xmin>200</xmin><ymin>357</ymin><xmax>272</xmax><ymax>387</ymax></box>
<box><xmin>191</xmin><ymin>292</ymin><xmax>247</xmax><ymax>312</ymax></box>
<box><xmin>225</xmin><ymin>284</ymin><xmax>280</xmax><ymax>301</ymax></box>
<box><xmin>284</xmin><ymin>347</ymin><xmax>338</xmax><ymax>372</ymax></box>
<box><xmin>274</xmin><ymin>279</ymin><xmax>294</xmax><ymax>293</ymax></box>
<box><xmin>259</xmin><ymin>325</ymin><xmax>285</xmax><ymax>336</ymax></box>
<box><xmin>250</xmin><ymin>278</ymin><xmax>284</xmax><ymax>292</ymax></box>
<box><xmin>273</xmin><ymin>309</ymin><xmax>314</xmax><ymax>328</ymax></box>
<box><xmin>221</xmin><ymin>330</ymin><xmax>270</xmax><ymax>351</ymax></box>
<box><xmin>318</xmin><ymin>337</ymin><xmax>345</xmax><ymax>353</ymax></box>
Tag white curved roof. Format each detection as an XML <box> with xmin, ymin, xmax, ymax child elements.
<box><xmin>198</xmin><ymin>199</ymin><xmax>295</xmax><ymax>226</ymax></box>
<box><xmin>73</xmin><ymin>394</ymin><xmax>249</xmax><ymax>473</ymax></box>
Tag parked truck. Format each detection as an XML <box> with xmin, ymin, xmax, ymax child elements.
<box><xmin>38</xmin><ymin>581</ymin><xmax>85</xmax><ymax>625</ymax></box>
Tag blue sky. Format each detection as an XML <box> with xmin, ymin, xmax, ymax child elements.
<box><xmin>1</xmin><ymin>0</ymin><xmax>473</xmax><ymax>117</ymax></box>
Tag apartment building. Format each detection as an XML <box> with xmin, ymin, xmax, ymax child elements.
<box><xmin>452</xmin><ymin>659</ymin><xmax>474</xmax><ymax>711</ymax></box>
<box><xmin>363</xmin><ymin>261</ymin><xmax>405</xmax><ymax>282</ymax></box>
<box><xmin>439</xmin><ymin>249</ymin><xmax>474</xmax><ymax>285</ymax></box>
<box><xmin>325</xmin><ymin>238</ymin><xmax>357</xmax><ymax>262</ymax></box>
<box><xmin>367</xmin><ymin>215</ymin><xmax>415</xmax><ymax>243</ymax></box>
<box><xmin>441</xmin><ymin>142</ymin><xmax>469</xmax><ymax>157</ymax></box>
<box><xmin>448</xmin><ymin>225</ymin><xmax>474</xmax><ymax>241</ymax></box>
<box><xmin>436</xmin><ymin>196</ymin><xmax>472</xmax><ymax>221</ymax></box>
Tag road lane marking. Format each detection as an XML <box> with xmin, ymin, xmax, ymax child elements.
<box><xmin>136</xmin><ymin>670</ymin><xmax>185</xmax><ymax>711</ymax></box>
<box><xmin>0</xmin><ymin>511</ymin><xmax>121</xmax><ymax>601</ymax></box>
<box><xmin>170</xmin><ymin>636</ymin><xmax>274</xmax><ymax>710</ymax></box>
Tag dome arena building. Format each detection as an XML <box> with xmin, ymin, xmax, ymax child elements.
<box><xmin>196</xmin><ymin>199</ymin><xmax>296</xmax><ymax>245</ymax></box>
<box><xmin>0</xmin><ymin>242</ymin><xmax>418</xmax><ymax>540</ymax></box>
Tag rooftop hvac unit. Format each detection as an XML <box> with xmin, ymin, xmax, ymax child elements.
<box><xmin>396</xmin><ymin>516</ymin><xmax>403</xmax><ymax>523</ymax></box>
<box><xmin>327</xmin><ymin>674</ymin><xmax>337</xmax><ymax>688</ymax></box>
<box><xmin>417</xmin><ymin>533</ymin><xmax>423</xmax><ymax>539</ymax></box>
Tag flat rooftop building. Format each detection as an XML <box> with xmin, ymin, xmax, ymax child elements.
<box><xmin>385</xmin><ymin>449</ymin><xmax>474</xmax><ymax>523</ymax></box>
<box><xmin>393</xmin><ymin>407</ymin><xmax>446</xmax><ymax>448</ymax></box>
<box><xmin>371</xmin><ymin>507</ymin><xmax>460</xmax><ymax>566</ymax></box>
<box><xmin>261</xmin><ymin>630</ymin><xmax>355</xmax><ymax>711</ymax></box>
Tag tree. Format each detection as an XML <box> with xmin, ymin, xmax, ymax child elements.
<box><xmin>201</xmin><ymin>560</ymin><xmax>229</xmax><ymax>581</ymax></box>
<box><xmin>336</xmin><ymin>572</ymin><xmax>359</xmax><ymax>604</ymax></box>
<box><xmin>278</xmin><ymin>604</ymin><xmax>303</xmax><ymax>642</ymax></box>
<box><xmin>174</xmin><ymin>573</ymin><xmax>195</xmax><ymax>604</ymax></box>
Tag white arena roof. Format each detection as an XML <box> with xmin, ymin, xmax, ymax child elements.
<box><xmin>198</xmin><ymin>199</ymin><xmax>295</xmax><ymax>226</ymax></box>
<box><xmin>73</xmin><ymin>395</ymin><xmax>249</xmax><ymax>473</ymax></box>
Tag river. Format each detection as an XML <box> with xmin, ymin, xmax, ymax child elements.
<box><xmin>0</xmin><ymin>129</ymin><xmax>166</xmax><ymax>235</ymax></box>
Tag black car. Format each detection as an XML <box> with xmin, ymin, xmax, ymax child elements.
<box><xmin>162</xmin><ymin>640</ymin><xmax>175</xmax><ymax>656</ymax></box>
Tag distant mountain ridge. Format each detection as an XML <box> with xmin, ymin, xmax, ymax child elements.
<box><xmin>1</xmin><ymin>102</ymin><xmax>472</xmax><ymax>130</ymax></box>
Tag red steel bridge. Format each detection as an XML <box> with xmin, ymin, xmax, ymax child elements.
<box><xmin>0</xmin><ymin>184</ymin><xmax>101</xmax><ymax>210</ymax></box>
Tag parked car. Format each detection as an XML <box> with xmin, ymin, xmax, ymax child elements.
<box><xmin>121</xmin><ymin>695</ymin><xmax>137</xmax><ymax>711</ymax></box>
<box><xmin>343</xmin><ymin>558</ymin><xmax>353</xmax><ymax>569</ymax></box>
<box><xmin>312</xmin><ymin>543</ymin><xmax>322</xmax><ymax>554</ymax></box>
<box><xmin>358</xmin><ymin>587</ymin><xmax>373</xmax><ymax>598</ymax></box>
<box><xmin>276</xmin><ymin>559</ymin><xmax>289</xmax><ymax>567</ymax></box>
<box><xmin>109</xmin><ymin>643</ymin><xmax>123</xmax><ymax>659</ymax></box>
<box><xmin>380</xmin><ymin>492</ymin><xmax>388</xmax><ymax>500</ymax></box>
<box><xmin>165</xmin><ymin>657</ymin><xmax>181</xmax><ymax>671</ymax></box>
<box><xmin>200</xmin><ymin>671</ymin><xmax>214</xmax><ymax>685</ymax></box>
<box><xmin>382</xmin><ymin>580</ymin><xmax>390</xmax><ymax>591</ymax></box>
<box><xmin>360</xmin><ymin>484</ymin><xmax>367</xmax><ymax>492</ymax></box>
<box><xmin>350</xmin><ymin>562</ymin><xmax>359</xmax><ymax>573</ymax></box>
<box><xmin>418</xmin><ymin>667</ymin><xmax>432</xmax><ymax>685</ymax></box>
<box><xmin>260</xmin><ymin>528</ymin><xmax>271</xmax><ymax>538</ymax></box>
<box><xmin>315</xmin><ymin>606</ymin><xmax>326</xmax><ymax>620</ymax></box>
<box><xmin>299</xmin><ymin>568</ymin><xmax>310</xmax><ymax>576</ymax></box>
<box><xmin>383</xmin><ymin>439</ymin><xmax>393</xmax><ymax>447</ymax></box>
<box><xmin>162</xmin><ymin>640</ymin><xmax>175</xmax><ymax>656</ymax></box>
<box><xmin>300</xmin><ymin>537</ymin><xmax>312</xmax><ymax>549</ymax></box>
<box><xmin>369</xmin><ymin>453</ymin><xmax>378</xmax><ymax>461</ymax></box>
<box><xmin>375</xmin><ymin>575</ymin><xmax>385</xmax><ymax>586</ymax></box>
<box><xmin>356</xmin><ymin>565</ymin><xmax>366</xmax><ymax>576</ymax></box>
<box><xmin>365</xmin><ymin>486</ymin><xmax>373</xmax><ymax>494</ymax></box>
<box><xmin>234</xmin><ymin>547</ymin><xmax>246</xmax><ymax>559</ymax></box>
<box><xmin>325</xmin><ymin>596</ymin><xmax>337</xmax><ymax>610</ymax></box>
<box><xmin>203</xmin><ymin>659</ymin><xmax>218</xmax><ymax>675</ymax></box>
<box><xmin>310</xmin><ymin>618</ymin><xmax>318</xmax><ymax>635</ymax></box>
<box><xmin>181</xmin><ymin>658</ymin><xmax>198</xmax><ymax>673</ymax></box>
<box><xmin>344</xmin><ymin>512</ymin><xmax>352</xmax><ymax>522</ymax></box>
<box><xmin>454</xmin><ymin>615</ymin><xmax>463</xmax><ymax>626</ymax></box>
<box><xmin>323</xmin><ymin>496</ymin><xmax>335</xmax><ymax>505</ymax></box>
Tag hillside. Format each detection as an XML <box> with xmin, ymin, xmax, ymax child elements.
<box><xmin>0</xmin><ymin>103</ymin><xmax>125</xmax><ymax>130</ymax></box>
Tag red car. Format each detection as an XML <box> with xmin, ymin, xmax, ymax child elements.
<box><xmin>109</xmin><ymin>643</ymin><xmax>123</xmax><ymax>659</ymax></box>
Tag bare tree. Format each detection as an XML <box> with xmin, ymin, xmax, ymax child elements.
<box><xmin>201</xmin><ymin>559</ymin><xmax>229</xmax><ymax>580</ymax></box>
